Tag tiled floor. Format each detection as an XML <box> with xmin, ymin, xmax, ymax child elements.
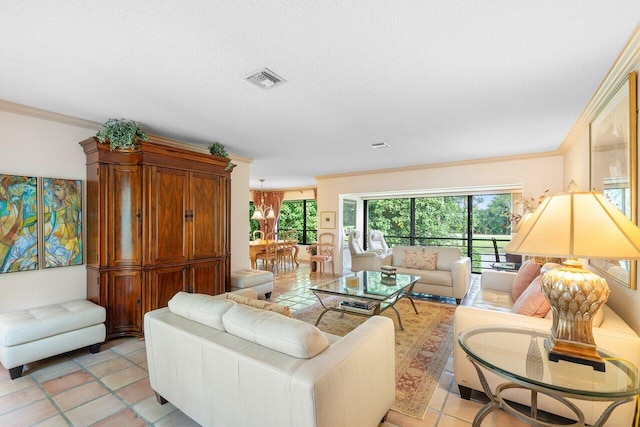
<box><xmin>0</xmin><ymin>264</ymin><xmax>533</xmax><ymax>427</ymax></box>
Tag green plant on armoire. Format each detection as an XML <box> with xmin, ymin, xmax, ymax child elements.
<box><xmin>96</xmin><ymin>118</ymin><xmax>148</xmax><ymax>150</ymax></box>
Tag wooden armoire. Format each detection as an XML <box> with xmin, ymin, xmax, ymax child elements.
<box><xmin>81</xmin><ymin>136</ymin><xmax>232</xmax><ymax>338</ymax></box>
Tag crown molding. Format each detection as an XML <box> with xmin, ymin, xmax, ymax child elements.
<box><xmin>0</xmin><ymin>99</ymin><xmax>100</xmax><ymax>130</ymax></box>
<box><xmin>559</xmin><ymin>23</ymin><xmax>640</xmax><ymax>153</ymax></box>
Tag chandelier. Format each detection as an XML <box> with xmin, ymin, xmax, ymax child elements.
<box><xmin>251</xmin><ymin>178</ymin><xmax>276</xmax><ymax>220</ymax></box>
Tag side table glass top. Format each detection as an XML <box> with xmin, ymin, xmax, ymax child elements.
<box><xmin>458</xmin><ymin>326</ymin><xmax>640</xmax><ymax>399</ymax></box>
<box><xmin>310</xmin><ymin>270</ymin><xmax>418</xmax><ymax>300</ymax></box>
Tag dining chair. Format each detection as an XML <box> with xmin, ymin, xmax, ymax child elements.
<box><xmin>309</xmin><ymin>232</ymin><xmax>334</xmax><ymax>276</ymax></box>
<box><xmin>252</xmin><ymin>230</ymin><xmax>265</xmax><ymax>241</ymax></box>
<box><xmin>256</xmin><ymin>232</ymin><xmax>278</xmax><ymax>272</ymax></box>
<box><xmin>278</xmin><ymin>230</ymin><xmax>297</xmax><ymax>268</ymax></box>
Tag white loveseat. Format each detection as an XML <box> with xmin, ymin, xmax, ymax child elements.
<box><xmin>388</xmin><ymin>245</ymin><xmax>471</xmax><ymax>303</ymax></box>
<box><xmin>453</xmin><ymin>269</ymin><xmax>640</xmax><ymax>426</ymax></box>
<box><xmin>144</xmin><ymin>290</ymin><xmax>396</xmax><ymax>427</ymax></box>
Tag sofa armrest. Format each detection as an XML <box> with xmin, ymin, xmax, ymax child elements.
<box><xmin>293</xmin><ymin>316</ymin><xmax>396</xmax><ymax>427</ymax></box>
<box><xmin>481</xmin><ymin>270</ymin><xmax>517</xmax><ymax>293</ymax></box>
<box><xmin>451</xmin><ymin>257</ymin><xmax>472</xmax><ymax>299</ymax></box>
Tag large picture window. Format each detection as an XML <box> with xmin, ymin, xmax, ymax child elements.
<box><xmin>365</xmin><ymin>193</ymin><xmax>513</xmax><ymax>272</ymax></box>
<box><xmin>275</xmin><ymin>199</ymin><xmax>317</xmax><ymax>244</ymax></box>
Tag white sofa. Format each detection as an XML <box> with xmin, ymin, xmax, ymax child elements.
<box><xmin>144</xmin><ymin>290</ymin><xmax>396</xmax><ymax>427</ymax></box>
<box><xmin>453</xmin><ymin>269</ymin><xmax>640</xmax><ymax>426</ymax></box>
<box><xmin>388</xmin><ymin>245</ymin><xmax>471</xmax><ymax>303</ymax></box>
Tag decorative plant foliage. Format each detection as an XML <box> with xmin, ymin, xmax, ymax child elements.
<box><xmin>208</xmin><ymin>142</ymin><xmax>235</xmax><ymax>171</ymax></box>
<box><xmin>96</xmin><ymin>118</ymin><xmax>148</xmax><ymax>150</ymax></box>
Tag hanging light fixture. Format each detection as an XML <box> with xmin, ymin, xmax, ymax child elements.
<box><xmin>251</xmin><ymin>178</ymin><xmax>276</xmax><ymax>220</ymax></box>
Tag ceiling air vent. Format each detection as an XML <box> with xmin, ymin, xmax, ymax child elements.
<box><xmin>244</xmin><ymin>68</ymin><xmax>287</xmax><ymax>90</ymax></box>
<box><xmin>370</xmin><ymin>142</ymin><xmax>390</xmax><ymax>149</ymax></box>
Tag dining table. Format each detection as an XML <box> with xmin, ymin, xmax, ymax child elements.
<box><xmin>249</xmin><ymin>239</ymin><xmax>299</xmax><ymax>269</ymax></box>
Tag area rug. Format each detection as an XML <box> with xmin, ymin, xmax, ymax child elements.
<box><xmin>292</xmin><ymin>297</ymin><xmax>456</xmax><ymax>420</ymax></box>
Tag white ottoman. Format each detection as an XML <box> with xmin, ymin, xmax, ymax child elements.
<box><xmin>0</xmin><ymin>299</ymin><xmax>106</xmax><ymax>379</ymax></box>
<box><xmin>230</xmin><ymin>269</ymin><xmax>274</xmax><ymax>299</ymax></box>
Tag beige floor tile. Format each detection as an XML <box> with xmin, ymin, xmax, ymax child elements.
<box><xmin>73</xmin><ymin>348</ymin><xmax>120</xmax><ymax>368</ymax></box>
<box><xmin>0</xmin><ymin>384</ymin><xmax>46</xmax><ymax>414</ymax></box>
<box><xmin>91</xmin><ymin>408</ymin><xmax>148</xmax><ymax>427</ymax></box>
<box><xmin>51</xmin><ymin>381</ymin><xmax>110</xmax><ymax>412</ymax></box>
<box><xmin>101</xmin><ymin>365</ymin><xmax>148</xmax><ymax>390</ymax></box>
<box><xmin>442</xmin><ymin>394</ymin><xmax>484</xmax><ymax>423</ymax></box>
<box><xmin>133</xmin><ymin>395</ymin><xmax>177</xmax><ymax>423</ymax></box>
<box><xmin>436</xmin><ymin>413</ymin><xmax>472</xmax><ymax>427</ymax></box>
<box><xmin>64</xmin><ymin>394</ymin><xmax>126</xmax><ymax>427</ymax></box>
<box><xmin>41</xmin><ymin>370</ymin><xmax>93</xmax><ymax>395</ymax></box>
<box><xmin>27</xmin><ymin>359</ymin><xmax>81</xmax><ymax>383</ymax></box>
<box><xmin>32</xmin><ymin>414</ymin><xmax>70</xmax><ymax>427</ymax></box>
<box><xmin>154</xmin><ymin>409</ymin><xmax>201</xmax><ymax>427</ymax></box>
<box><xmin>0</xmin><ymin>375</ymin><xmax>35</xmax><ymax>397</ymax></box>
<box><xmin>86</xmin><ymin>356</ymin><xmax>134</xmax><ymax>378</ymax></box>
<box><xmin>125</xmin><ymin>348</ymin><xmax>148</xmax><ymax>364</ymax></box>
<box><xmin>0</xmin><ymin>398</ymin><xmax>58</xmax><ymax>426</ymax></box>
<box><xmin>116</xmin><ymin>378</ymin><xmax>155</xmax><ymax>405</ymax></box>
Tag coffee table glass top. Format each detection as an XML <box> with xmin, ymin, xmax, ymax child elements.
<box><xmin>310</xmin><ymin>270</ymin><xmax>419</xmax><ymax>300</ymax></box>
<box><xmin>459</xmin><ymin>326</ymin><xmax>640</xmax><ymax>399</ymax></box>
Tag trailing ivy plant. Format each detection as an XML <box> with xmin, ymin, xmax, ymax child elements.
<box><xmin>96</xmin><ymin>118</ymin><xmax>148</xmax><ymax>150</ymax></box>
<box><xmin>208</xmin><ymin>142</ymin><xmax>236</xmax><ymax>171</ymax></box>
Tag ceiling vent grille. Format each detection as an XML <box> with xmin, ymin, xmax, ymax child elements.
<box><xmin>370</xmin><ymin>142</ymin><xmax>390</xmax><ymax>149</ymax></box>
<box><xmin>244</xmin><ymin>68</ymin><xmax>287</xmax><ymax>90</ymax></box>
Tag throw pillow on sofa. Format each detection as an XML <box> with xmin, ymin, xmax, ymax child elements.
<box><xmin>402</xmin><ymin>250</ymin><xmax>438</xmax><ymax>270</ymax></box>
<box><xmin>511</xmin><ymin>275</ymin><xmax>550</xmax><ymax>317</ymax></box>
<box><xmin>511</xmin><ymin>259</ymin><xmax>542</xmax><ymax>301</ymax></box>
<box><xmin>226</xmin><ymin>293</ymin><xmax>291</xmax><ymax>317</ymax></box>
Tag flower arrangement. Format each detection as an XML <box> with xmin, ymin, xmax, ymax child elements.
<box><xmin>504</xmin><ymin>190</ymin><xmax>549</xmax><ymax>229</ymax></box>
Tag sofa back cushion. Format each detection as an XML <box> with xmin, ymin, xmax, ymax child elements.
<box><xmin>168</xmin><ymin>292</ymin><xmax>235</xmax><ymax>331</ymax></box>
<box><xmin>222</xmin><ymin>304</ymin><xmax>330</xmax><ymax>358</ymax></box>
<box><xmin>511</xmin><ymin>260</ymin><xmax>541</xmax><ymax>301</ymax></box>
<box><xmin>423</xmin><ymin>246</ymin><xmax>461</xmax><ymax>271</ymax></box>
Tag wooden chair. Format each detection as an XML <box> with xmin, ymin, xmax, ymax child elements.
<box><xmin>252</xmin><ymin>230</ymin><xmax>265</xmax><ymax>241</ymax></box>
<box><xmin>278</xmin><ymin>230</ymin><xmax>297</xmax><ymax>268</ymax></box>
<box><xmin>256</xmin><ymin>232</ymin><xmax>278</xmax><ymax>272</ymax></box>
<box><xmin>310</xmin><ymin>232</ymin><xmax>334</xmax><ymax>276</ymax></box>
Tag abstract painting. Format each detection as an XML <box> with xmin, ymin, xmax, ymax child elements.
<box><xmin>43</xmin><ymin>178</ymin><xmax>83</xmax><ymax>268</ymax></box>
<box><xmin>0</xmin><ymin>174</ymin><xmax>38</xmax><ymax>273</ymax></box>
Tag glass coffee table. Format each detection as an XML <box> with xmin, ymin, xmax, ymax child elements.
<box><xmin>458</xmin><ymin>326</ymin><xmax>640</xmax><ymax>426</ymax></box>
<box><xmin>310</xmin><ymin>270</ymin><xmax>419</xmax><ymax>330</ymax></box>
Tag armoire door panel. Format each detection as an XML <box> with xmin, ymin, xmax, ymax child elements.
<box><xmin>105</xmin><ymin>269</ymin><xmax>142</xmax><ymax>337</ymax></box>
<box><xmin>191</xmin><ymin>260</ymin><xmax>225</xmax><ymax>295</ymax></box>
<box><xmin>149</xmin><ymin>167</ymin><xmax>189</xmax><ymax>264</ymax></box>
<box><xmin>191</xmin><ymin>173</ymin><xmax>224</xmax><ymax>259</ymax></box>
<box><xmin>148</xmin><ymin>265</ymin><xmax>188</xmax><ymax>310</ymax></box>
<box><xmin>107</xmin><ymin>165</ymin><xmax>142</xmax><ymax>267</ymax></box>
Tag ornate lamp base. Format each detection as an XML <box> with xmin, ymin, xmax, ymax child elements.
<box><xmin>540</xmin><ymin>259</ymin><xmax>610</xmax><ymax>372</ymax></box>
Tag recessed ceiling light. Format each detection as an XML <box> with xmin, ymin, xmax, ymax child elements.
<box><xmin>370</xmin><ymin>142</ymin><xmax>390</xmax><ymax>149</ymax></box>
<box><xmin>244</xmin><ymin>68</ymin><xmax>287</xmax><ymax>90</ymax></box>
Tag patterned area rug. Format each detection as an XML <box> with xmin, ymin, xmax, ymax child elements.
<box><xmin>292</xmin><ymin>297</ymin><xmax>456</xmax><ymax>420</ymax></box>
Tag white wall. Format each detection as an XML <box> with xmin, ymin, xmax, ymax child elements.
<box><xmin>230</xmin><ymin>157</ymin><xmax>251</xmax><ymax>271</ymax></box>
<box><xmin>0</xmin><ymin>110</ymin><xmax>94</xmax><ymax>312</ymax></box>
<box><xmin>317</xmin><ymin>154</ymin><xmax>564</xmax><ymax>276</ymax></box>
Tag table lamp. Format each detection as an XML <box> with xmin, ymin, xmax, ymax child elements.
<box><xmin>504</xmin><ymin>186</ymin><xmax>640</xmax><ymax>371</ymax></box>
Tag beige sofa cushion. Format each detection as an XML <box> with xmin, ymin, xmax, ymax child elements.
<box><xmin>511</xmin><ymin>275</ymin><xmax>549</xmax><ymax>317</ymax></box>
<box><xmin>222</xmin><ymin>304</ymin><xmax>330</xmax><ymax>358</ymax></box>
<box><xmin>225</xmin><ymin>293</ymin><xmax>291</xmax><ymax>317</ymax></box>
<box><xmin>168</xmin><ymin>292</ymin><xmax>234</xmax><ymax>331</ymax></box>
<box><xmin>511</xmin><ymin>260</ymin><xmax>541</xmax><ymax>301</ymax></box>
<box><xmin>402</xmin><ymin>250</ymin><xmax>437</xmax><ymax>270</ymax></box>
<box><xmin>391</xmin><ymin>246</ymin><xmax>423</xmax><ymax>267</ymax></box>
<box><xmin>422</xmin><ymin>246</ymin><xmax>461</xmax><ymax>271</ymax></box>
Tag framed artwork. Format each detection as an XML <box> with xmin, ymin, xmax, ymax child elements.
<box><xmin>0</xmin><ymin>174</ymin><xmax>38</xmax><ymax>273</ymax></box>
<box><xmin>589</xmin><ymin>71</ymin><xmax>638</xmax><ymax>289</ymax></box>
<box><xmin>320</xmin><ymin>211</ymin><xmax>335</xmax><ymax>229</ymax></box>
<box><xmin>43</xmin><ymin>178</ymin><xmax>83</xmax><ymax>268</ymax></box>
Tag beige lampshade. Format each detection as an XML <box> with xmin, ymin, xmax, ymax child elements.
<box><xmin>504</xmin><ymin>191</ymin><xmax>640</xmax><ymax>260</ymax></box>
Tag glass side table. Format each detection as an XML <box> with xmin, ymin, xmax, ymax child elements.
<box><xmin>458</xmin><ymin>326</ymin><xmax>640</xmax><ymax>427</ymax></box>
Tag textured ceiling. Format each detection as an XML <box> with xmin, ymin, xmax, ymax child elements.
<box><xmin>1</xmin><ymin>2</ymin><xmax>639</xmax><ymax>189</ymax></box>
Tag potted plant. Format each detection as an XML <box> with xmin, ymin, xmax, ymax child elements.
<box><xmin>208</xmin><ymin>142</ymin><xmax>236</xmax><ymax>171</ymax></box>
<box><xmin>96</xmin><ymin>118</ymin><xmax>148</xmax><ymax>150</ymax></box>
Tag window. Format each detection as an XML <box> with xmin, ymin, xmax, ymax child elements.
<box><xmin>365</xmin><ymin>192</ymin><xmax>514</xmax><ymax>273</ymax></box>
<box><xmin>276</xmin><ymin>199</ymin><xmax>317</xmax><ymax>244</ymax></box>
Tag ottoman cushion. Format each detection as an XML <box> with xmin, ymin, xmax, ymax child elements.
<box><xmin>230</xmin><ymin>269</ymin><xmax>274</xmax><ymax>289</ymax></box>
<box><xmin>0</xmin><ymin>300</ymin><xmax>106</xmax><ymax>347</ymax></box>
